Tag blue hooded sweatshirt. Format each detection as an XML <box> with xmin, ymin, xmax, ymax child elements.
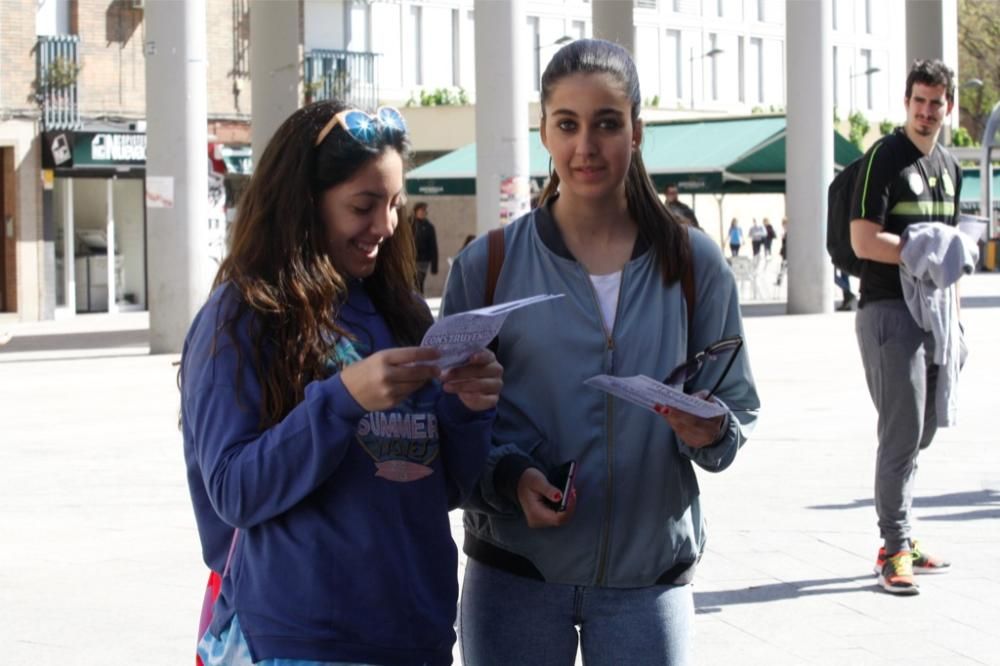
<box><xmin>181</xmin><ymin>281</ymin><xmax>493</xmax><ymax>665</ymax></box>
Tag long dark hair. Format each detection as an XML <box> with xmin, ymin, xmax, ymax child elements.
<box><xmin>537</xmin><ymin>38</ymin><xmax>690</xmax><ymax>285</ymax></box>
<box><xmin>206</xmin><ymin>100</ymin><xmax>429</xmax><ymax>427</ymax></box>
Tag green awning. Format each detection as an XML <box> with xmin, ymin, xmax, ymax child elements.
<box><xmin>407</xmin><ymin>114</ymin><xmax>863</xmax><ymax>196</ymax></box>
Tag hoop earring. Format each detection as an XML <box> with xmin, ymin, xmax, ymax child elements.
<box><xmin>547</xmin><ymin>156</ymin><xmax>553</xmax><ymax>175</ymax></box>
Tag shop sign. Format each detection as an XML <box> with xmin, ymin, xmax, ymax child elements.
<box><xmin>41</xmin><ymin>130</ymin><xmax>148</xmax><ymax>168</ymax></box>
<box><xmin>75</xmin><ymin>132</ymin><xmax>147</xmax><ymax>166</ymax></box>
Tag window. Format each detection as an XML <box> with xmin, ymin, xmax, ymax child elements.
<box><xmin>738</xmin><ymin>36</ymin><xmax>745</xmax><ymax>102</ymax></box>
<box><xmin>708</xmin><ymin>33</ymin><xmax>720</xmax><ymax>101</ymax></box>
<box><xmin>36</xmin><ymin>0</ymin><xmax>70</xmax><ymax>36</ymax></box>
<box><xmin>411</xmin><ymin>5</ymin><xmax>423</xmax><ymax>86</ymax></box>
<box><xmin>832</xmin><ymin>45</ymin><xmax>840</xmax><ymax>109</ymax></box>
<box><xmin>459</xmin><ymin>10</ymin><xmax>475</xmax><ymax>89</ymax></box>
<box><xmin>665</xmin><ymin>29</ymin><xmax>682</xmax><ymax>100</ymax></box>
<box><xmin>571</xmin><ymin>20</ymin><xmax>586</xmax><ymax>40</ymax></box>
<box><xmin>635</xmin><ymin>25</ymin><xmax>660</xmax><ymax>101</ymax></box>
<box><xmin>347</xmin><ymin>0</ymin><xmax>370</xmax><ymax>52</ymax></box>
<box><xmin>452</xmin><ymin>9</ymin><xmax>460</xmax><ymax>86</ymax></box>
<box><xmin>748</xmin><ymin>37</ymin><xmax>763</xmax><ymax>104</ymax></box>
<box><xmin>527</xmin><ymin>16</ymin><xmax>541</xmax><ymax>92</ymax></box>
<box><xmin>862</xmin><ymin>48</ymin><xmax>874</xmax><ymax>109</ymax></box>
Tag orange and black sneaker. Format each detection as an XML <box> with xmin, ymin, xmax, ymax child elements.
<box><xmin>875</xmin><ymin>541</ymin><xmax>952</xmax><ymax>575</ymax></box>
<box><xmin>877</xmin><ymin>550</ymin><xmax>920</xmax><ymax>595</ymax></box>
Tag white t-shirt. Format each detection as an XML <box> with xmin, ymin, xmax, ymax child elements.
<box><xmin>589</xmin><ymin>270</ymin><xmax>622</xmax><ymax>332</ymax></box>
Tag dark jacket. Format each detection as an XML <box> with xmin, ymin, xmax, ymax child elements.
<box><xmin>414</xmin><ymin>218</ymin><xmax>439</xmax><ymax>273</ymax></box>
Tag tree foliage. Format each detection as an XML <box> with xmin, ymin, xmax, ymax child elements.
<box><xmin>958</xmin><ymin>0</ymin><xmax>1000</xmax><ymax>142</ymax></box>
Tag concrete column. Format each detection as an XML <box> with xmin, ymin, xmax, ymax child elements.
<box><xmin>63</xmin><ymin>178</ymin><xmax>75</xmax><ymax>314</ymax></box>
<box><xmin>905</xmin><ymin>0</ymin><xmax>959</xmax><ymax>138</ymax></box>
<box><xmin>144</xmin><ymin>0</ymin><xmax>210</xmax><ymax>353</ymax></box>
<box><xmin>105</xmin><ymin>178</ymin><xmax>117</xmax><ymax>314</ymax></box>
<box><xmin>592</xmin><ymin>0</ymin><xmax>634</xmax><ymax>55</ymax></box>
<box><xmin>473</xmin><ymin>0</ymin><xmax>529</xmax><ymax>235</ymax></box>
<box><xmin>250</xmin><ymin>0</ymin><xmax>302</xmax><ymax>158</ymax></box>
<box><xmin>785</xmin><ymin>0</ymin><xmax>833</xmax><ymax>314</ymax></box>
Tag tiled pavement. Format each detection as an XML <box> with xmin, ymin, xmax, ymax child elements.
<box><xmin>2</xmin><ymin>272</ymin><xmax>997</xmax><ymax>665</ymax></box>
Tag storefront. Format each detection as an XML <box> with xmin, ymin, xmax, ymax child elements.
<box><xmin>42</xmin><ymin>127</ymin><xmax>146</xmax><ymax>315</ymax></box>
<box><xmin>41</xmin><ymin>127</ymin><xmax>252</xmax><ymax>315</ymax></box>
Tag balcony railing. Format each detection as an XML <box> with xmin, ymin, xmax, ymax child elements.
<box><xmin>304</xmin><ymin>49</ymin><xmax>380</xmax><ymax>111</ymax></box>
<box><xmin>36</xmin><ymin>35</ymin><xmax>81</xmax><ymax>130</ymax></box>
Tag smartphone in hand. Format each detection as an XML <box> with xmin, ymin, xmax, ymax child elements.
<box><xmin>544</xmin><ymin>460</ymin><xmax>577</xmax><ymax>512</ymax></box>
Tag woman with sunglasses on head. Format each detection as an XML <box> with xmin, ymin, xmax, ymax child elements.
<box><xmin>441</xmin><ymin>40</ymin><xmax>759</xmax><ymax>665</ymax></box>
<box><xmin>181</xmin><ymin>100</ymin><xmax>502</xmax><ymax>666</ymax></box>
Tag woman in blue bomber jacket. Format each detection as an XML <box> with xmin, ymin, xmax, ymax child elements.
<box><xmin>441</xmin><ymin>40</ymin><xmax>760</xmax><ymax>666</ymax></box>
<box><xmin>181</xmin><ymin>101</ymin><xmax>501</xmax><ymax>666</ymax></box>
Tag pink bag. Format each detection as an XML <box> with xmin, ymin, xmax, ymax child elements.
<box><xmin>195</xmin><ymin>532</ymin><xmax>238</xmax><ymax>666</ymax></box>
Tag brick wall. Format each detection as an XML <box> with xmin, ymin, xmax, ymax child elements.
<box><xmin>206</xmin><ymin>0</ymin><xmax>252</xmax><ymax>118</ymax></box>
<box><xmin>0</xmin><ymin>0</ymin><xmax>44</xmax><ymax>113</ymax></box>
<box><xmin>75</xmin><ymin>0</ymin><xmax>147</xmax><ymax>117</ymax></box>
<box><xmin>72</xmin><ymin>0</ymin><xmax>254</xmax><ymax>120</ymax></box>
<box><xmin>1</xmin><ymin>0</ymin><xmax>290</xmax><ymax>123</ymax></box>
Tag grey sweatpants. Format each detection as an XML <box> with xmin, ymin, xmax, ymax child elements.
<box><xmin>855</xmin><ymin>300</ymin><xmax>940</xmax><ymax>555</ymax></box>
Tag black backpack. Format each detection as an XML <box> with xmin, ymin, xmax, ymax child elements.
<box><xmin>826</xmin><ymin>157</ymin><xmax>865</xmax><ymax>277</ymax></box>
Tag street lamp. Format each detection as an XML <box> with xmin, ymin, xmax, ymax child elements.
<box><xmin>535</xmin><ymin>35</ymin><xmax>573</xmax><ymax>51</ymax></box>
<box><xmin>689</xmin><ymin>47</ymin><xmax>723</xmax><ymax>110</ymax></box>
<box><xmin>849</xmin><ymin>66</ymin><xmax>880</xmax><ymax>114</ymax></box>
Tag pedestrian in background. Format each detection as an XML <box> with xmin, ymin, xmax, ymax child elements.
<box><xmin>411</xmin><ymin>201</ymin><xmax>439</xmax><ymax>294</ymax></box>
<box><xmin>763</xmin><ymin>218</ymin><xmax>776</xmax><ymax>257</ymax></box>
<box><xmin>727</xmin><ymin>217</ymin><xmax>743</xmax><ymax>257</ymax></box>
<box><xmin>850</xmin><ymin>59</ymin><xmax>962</xmax><ymax>595</ymax></box>
<box><xmin>749</xmin><ymin>218</ymin><xmax>766</xmax><ymax>257</ymax></box>
<box><xmin>443</xmin><ymin>38</ymin><xmax>759</xmax><ymax>666</ymax></box>
<box><xmin>775</xmin><ymin>218</ymin><xmax>788</xmax><ymax>286</ymax></box>
<box><xmin>834</xmin><ymin>268</ymin><xmax>857</xmax><ymax>311</ymax></box>
<box><xmin>180</xmin><ymin>100</ymin><xmax>501</xmax><ymax>665</ymax></box>
<box><xmin>663</xmin><ymin>181</ymin><xmax>701</xmax><ymax>228</ymax></box>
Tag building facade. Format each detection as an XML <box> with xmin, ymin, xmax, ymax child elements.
<box><xmin>0</xmin><ymin>0</ymin><xmax>254</xmax><ymax>321</ymax></box>
<box><xmin>0</xmin><ymin>0</ymin><xmax>911</xmax><ymax>319</ymax></box>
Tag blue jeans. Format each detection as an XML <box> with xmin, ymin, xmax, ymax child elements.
<box><xmin>458</xmin><ymin>559</ymin><xmax>694</xmax><ymax>666</ymax></box>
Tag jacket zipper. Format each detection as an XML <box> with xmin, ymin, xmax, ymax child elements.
<box><xmin>583</xmin><ymin>264</ymin><xmax>626</xmax><ymax>586</ymax></box>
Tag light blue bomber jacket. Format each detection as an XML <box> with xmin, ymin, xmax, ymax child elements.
<box><xmin>441</xmin><ymin>203</ymin><xmax>760</xmax><ymax>588</ymax></box>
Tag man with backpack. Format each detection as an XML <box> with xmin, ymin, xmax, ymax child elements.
<box><xmin>849</xmin><ymin>59</ymin><xmax>963</xmax><ymax>595</ymax></box>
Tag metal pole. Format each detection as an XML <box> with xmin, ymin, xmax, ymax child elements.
<box><xmin>982</xmin><ymin>102</ymin><xmax>1000</xmax><ymax>239</ymax></box>
<box><xmin>689</xmin><ymin>48</ymin><xmax>695</xmax><ymax>110</ymax></box>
